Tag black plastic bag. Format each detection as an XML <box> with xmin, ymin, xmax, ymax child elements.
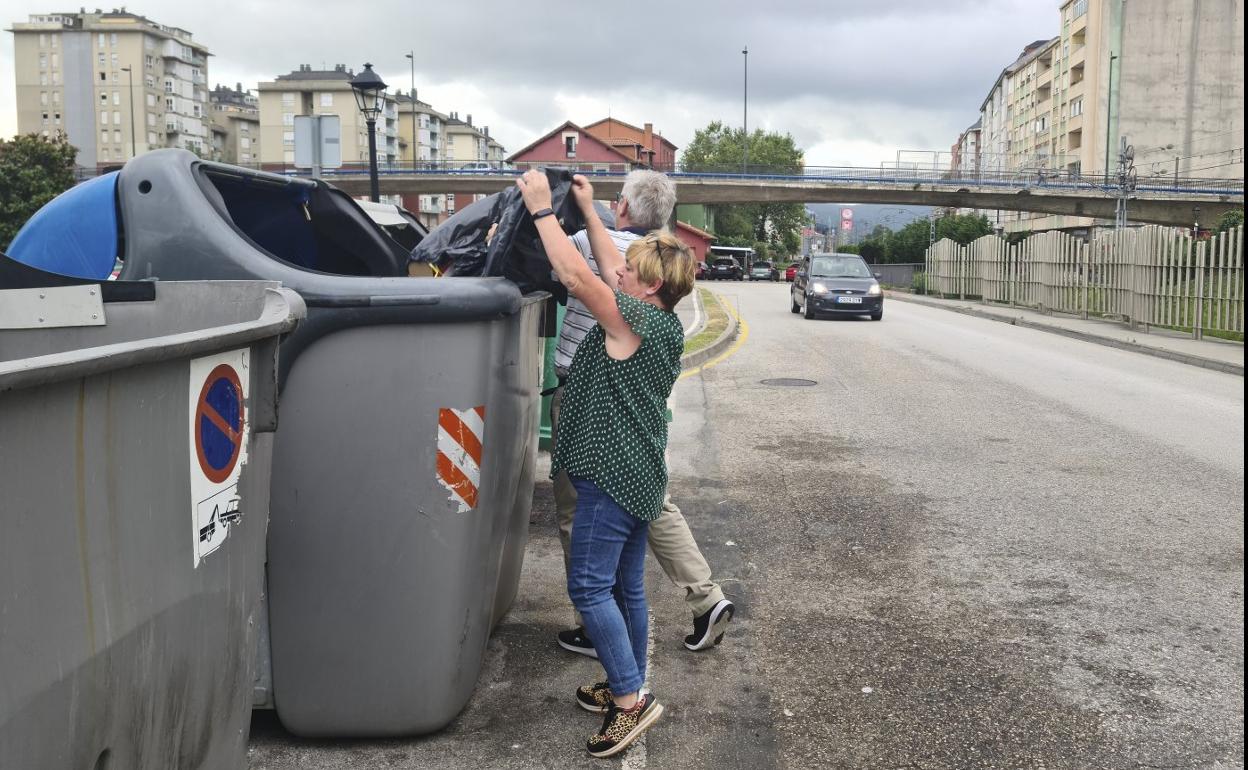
<box><xmin>410</xmin><ymin>167</ymin><xmax>584</xmax><ymax>298</ymax></box>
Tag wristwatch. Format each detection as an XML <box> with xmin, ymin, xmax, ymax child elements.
<box><xmin>531</xmin><ymin>207</ymin><xmax>555</xmax><ymax>221</ymax></box>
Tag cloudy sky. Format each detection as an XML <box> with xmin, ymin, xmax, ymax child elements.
<box><xmin>1</xmin><ymin>0</ymin><xmax>1056</xmax><ymax>166</ymax></box>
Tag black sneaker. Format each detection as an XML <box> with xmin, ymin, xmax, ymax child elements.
<box><xmin>684</xmin><ymin>599</ymin><xmax>734</xmax><ymax>651</ymax></box>
<box><xmin>557</xmin><ymin>627</ymin><xmax>598</xmax><ymax>659</ymax></box>
<box><xmin>575</xmin><ymin>681</ymin><xmax>612</xmax><ymax>713</ymax></box>
<box><xmin>586</xmin><ymin>693</ymin><xmax>664</xmax><ymax>758</ymax></box>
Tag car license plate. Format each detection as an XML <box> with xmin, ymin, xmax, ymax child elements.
<box><xmin>836</xmin><ymin>296</ymin><xmax>862</xmax><ymax>304</ymax></box>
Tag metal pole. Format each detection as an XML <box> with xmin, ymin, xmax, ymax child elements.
<box><xmin>366</xmin><ymin>117</ymin><xmax>380</xmax><ymax>202</ymax></box>
<box><xmin>1104</xmin><ymin>53</ymin><xmax>1117</xmax><ymax>178</ymax></box>
<box><xmin>121</xmin><ymin>66</ymin><xmax>136</xmax><ymax>159</ymax></box>
<box><xmin>742</xmin><ymin>45</ymin><xmax>748</xmax><ymax>174</ymax></box>
<box><xmin>405</xmin><ymin>52</ymin><xmax>416</xmax><ymax>171</ymax></box>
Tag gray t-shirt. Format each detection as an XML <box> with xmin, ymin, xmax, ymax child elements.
<box><xmin>553</xmin><ymin>228</ymin><xmax>642</xmax><ymax>371</ymax></box>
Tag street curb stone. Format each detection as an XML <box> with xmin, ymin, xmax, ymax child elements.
<box><xmin>681</xmin><ymin>291</ymin><xmax>739</xmax><ymax>371</ymax></box>
<box><xmin>887</xmin><ymin>291</ymin><xmax>1244</xmax><ymax>377</ymax></box>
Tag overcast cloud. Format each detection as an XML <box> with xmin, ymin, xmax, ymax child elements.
<box><xmin>1</xmin><ymin>0</ymin><xmax>1056</xmax><ymax>166</ymax></box>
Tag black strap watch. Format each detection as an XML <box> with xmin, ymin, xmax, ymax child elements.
<box><xmin>531</xmin><ymin>207</ymin><xmax>555</xmax><ymax>221</ymax></box>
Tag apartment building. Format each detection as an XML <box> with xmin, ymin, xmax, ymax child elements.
<box><xmin>394</xmin><ymin>92</ymin><xmax>449</xmax><ymax>227</ymax></box>
<box><xmin>8</xmin><ymin>9</ymin><xmax>210</xmax><ymax>168</ymax></box>
<box><xmin>971</xmin><ymin>0</ymin><xmax>1244</xmax><ymax>234</ymax></box>
<box><xmin>256</xmin><ymin>64</ymin><xmax>399</xmax><ymax>168</ymax></box>
<box><xmin>444</xmin><ymin>112</ymin><xmax>491</xmax><ymax>167</ymax></box>
<box><xmin>209</xmin><ymin>83</ymin><xmax>259</xmax><ymax>165</ymax></box>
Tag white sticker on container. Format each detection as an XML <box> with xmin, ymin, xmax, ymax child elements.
<box><xmin>188</xmin><ymin>349</ymin><xmax>250</xmax><ymax>568</ymax></box>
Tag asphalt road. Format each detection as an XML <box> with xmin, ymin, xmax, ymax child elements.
<box><xmin>249</xmin><ymin>282</ymin><xmax>1244</xmax><ymax>769</ymax></box>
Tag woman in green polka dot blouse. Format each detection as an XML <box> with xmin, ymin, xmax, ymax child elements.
<box><xmin>517</xmin><ymin>169</ymin><xmax>695</xmax><ymax>756</ymax></box>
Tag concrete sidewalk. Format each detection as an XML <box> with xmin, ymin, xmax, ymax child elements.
<box><xmin>887</xmin><ymin>291</ymin><xmax>1244</xmax><ymax>376</ymax></box>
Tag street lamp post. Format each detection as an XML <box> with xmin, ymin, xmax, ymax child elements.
<box><xmin>1105</xmin><ymin>53</ymin><xmax>1117</xmax><ymax>178</ymax></box>
<box><xmin>742</xmin><ymin>45</ymin><xmax>749</xmax><ymax>174</ymax></box>
<box><xmin>120</xmin><ymin>65</ymin><xmax>136</xmax><ymax>159</ymax></box>
<box><xmin>405</xmin><ymin>51</ymin><xmax>417</xmax><ymax>171</ymax></box>
<box><xmin>350</xmin><ymin>63</ymin><xmax>387</xmax><ymax>203</ymax></box>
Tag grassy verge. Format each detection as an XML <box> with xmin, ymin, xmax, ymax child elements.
<box><xmin>683</xmin><ymin>288</ymin><xmax>730</xmax><ymax>355</ymax></box>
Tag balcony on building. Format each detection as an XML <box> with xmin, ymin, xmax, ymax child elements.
<box><xmin>1070</xmin><ymin>61</ymin><xmax>1085</xmax><ymax>86</ymax></box>
<box><xmin>1067</xmin><ymin>127</ymin><xmax>1083</xmax><ymax>150</ymax></box>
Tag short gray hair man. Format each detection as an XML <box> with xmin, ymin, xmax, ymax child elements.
<box><xmin>618</xmin><ymin>169</ymin><xmax>677</xmax><ymax>231</ymax></box>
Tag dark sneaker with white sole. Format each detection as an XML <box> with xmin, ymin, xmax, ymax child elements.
<box><xmin>684</xmin><ymin>599</ymin><xmax>734</xmax><ymax>651</ymax></box>
<box><xmin>576</xmin><ymin>681</ymin><xmax>612</xmax><ymax>713</ymax></box>
<box><xmin>587</xmin><ymin>693</ymin><xmax>664</xmax><ymax>758</ymax></box>
<box><xmin>557</xmin><ymin>626</ymin><xmax>598</xmax><ymax>658</ymax></box>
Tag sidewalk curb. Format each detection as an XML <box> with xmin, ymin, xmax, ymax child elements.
<box><xmin>681</xmin><ymin>291</ymin><xmax>739</xmax><ymax>371</ymax></box>
<box><xmin>887</xmin><ymin>291</ymin><xmax>1244</xmax><ymax>377</ymax></box>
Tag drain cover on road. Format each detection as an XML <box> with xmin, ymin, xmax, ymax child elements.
<box><xmin>760</xmin><ymin>378</ymin><xmax>817</xmax><ymax>387</ymax></box>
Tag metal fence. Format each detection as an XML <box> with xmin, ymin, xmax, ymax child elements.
<box><xmin>925</xmin><ymin>225</ymin><xmax>1244</xmax><ymax>339</ymax></box>
<box><xmin>868</xmin><ymin>263</ymin><xmax>924</xmax><ymax>288</ymax></box>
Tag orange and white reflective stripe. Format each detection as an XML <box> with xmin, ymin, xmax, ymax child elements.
<box><xmin>436</xmin><ymin>405</ymin><xmax>485</xmax><ymax>512</ymax></box>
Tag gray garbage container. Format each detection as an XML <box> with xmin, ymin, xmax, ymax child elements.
<box><xmin>102</xmin><ymin>149</ymin><xmax>548</xmax><ymax>736</ymax></box>
<box><xmin>0</xmin><ymin>274</ymin><xmax>304</xmax><ymax>769</ymax></box>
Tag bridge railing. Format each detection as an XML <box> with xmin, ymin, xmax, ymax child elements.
<box><xmin>74</xmin><ymin>159</ymin><xmax>1244</xmax><ymax>199</ymax></box>
<box><xmin>925</xmin><ymin>225</ymin><xmax>1245</xmax><ymax>339</ymax></box>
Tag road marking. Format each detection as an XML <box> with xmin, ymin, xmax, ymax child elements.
<box><xmin>679</xmin><ymin>295</ymin><xmax>749</xmax><ymax>380</ymax></box>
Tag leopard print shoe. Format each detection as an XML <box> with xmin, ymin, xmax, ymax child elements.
<box><xmin>586</xmin><ymin>693</ymin><xmax>664</xmax><ymax>758</ymax></box>
<box><xmin>576</xmin><ymin>681</ymin><xmax>612</xmax><ymax>713</ymax></box>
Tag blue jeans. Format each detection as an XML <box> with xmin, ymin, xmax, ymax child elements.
<box><xmin>567</xmin><ymin>478</ymin><xmax>650</xmax><ymax>695</ymax></box>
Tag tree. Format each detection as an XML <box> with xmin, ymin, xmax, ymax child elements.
<box><xmin>0</xmin><ymin>133</ymin><xmax>78</xmax><ymax>251</ymax></box>
<box><xmin>1216</xmin><ymin>208</ymin><xmax>1244</xmax><ymax>233</ymax></box>
<box><xmin>681</xmin><ymin>121</ymin><xmax>806</xmax><ymax>258</ymax></box>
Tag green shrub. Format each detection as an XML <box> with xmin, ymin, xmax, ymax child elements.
<box><xmin>911</xmin><ymin>272</ymin><xmax>929</xmax><ymax>295</ymax></box>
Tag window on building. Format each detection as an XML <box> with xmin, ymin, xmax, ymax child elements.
<box><xmin>320</xmin><ymin>92</ymin><xmax>333</xmax><ymax>107</ymax></box>
<box><xmin>110</xmin><ymin>33</ymin><xmax>117</xmax><ymax>47</ymax></box>
<box><xmin>166</xmin><ymin>97</ymin><xmax>174</xmax><ymax>111</ymax></box>
<box><xmin>283</xmin><ymin>131</ymin><xmax>295</xmax><ymax>146</ymax></box>
<box><xmin>283</xmin><ymin>150</ymin><xmax>295</xmax><ymax>163</ymax></box>
<box><xmin>111</xmin><ymin>53</ymin><xmax>118</xmax><ymax>69</ymax></box>
<box><xmin>52</xmin><ymin>72</ymin><xmax>60</xmax><ymax>85</ymax></box>
<box><xmin>164</xmin><ymin>80</ymin><xmax>173</xmax><ymax>93</ymax></box>
<box><xmin>100</xmin><ymin>92</ymin><xmax>108</xmax><ymax>104</ymax></box>
<box><xmin>98</xmin><ymin>53</ymin><xmax>106</xmax><ymax>66</ymax></box>
<box><xmin>41</xmin><ymin>113</ymin><xmax>49</xmax><ymax>125</ymax></box>
<box><xmin>39</xmin><ymin>33</ymin><xmax>47</xmax><ymax>47</ymax></box>
<box><xmin>114</xmin><ymin>130</ymin><xmax>122</xmax><ymax>144</ymax></box>
<box><xmin>100</xmin><ymin>72</ymin><xmax>107</xmax><ymax>82</ymax></box>
<box><xmin>97</xmin><ymin>33</ymin><xmax>105</xmax><ymax>47</ymax></box>
<box><xmin>101</xmin><ymin>110</ymin><xmax>109</xmax><ymax>125</ymax></box>
<box><xmin>240</xmin><ymin>137</ymin><xmax>251</xmax><ymax>149</ymax></box>
<box><xmin>51</xmin><ymin>91</ymin><xmax>59</xmax><ymax>104</ymax></box>
<box><xmin>564</xmin><ymin>134</ymin><xmax>577</xmax><ymax>158</ymax></box>
<box><xmin>148</xmin><ymin>113</ymin><xmax>156</xmax><ymax>127</ymax></box>
<box><xmin>40</xmin><ymin>91</ymin><xmax>48</xmax><ymax>106</ymax></box>
<box><xmin>148</xmin><ymin>131</ymin><xmax>158</xmax><ymax>145</ymax></box>
<box><xmin>54</xmin><ymin>113</ymin><xmax>61</xmax><ymax>125</ymax></box>
<box><xmin>282</xmin><ymin>113</ymin><xmax>294</xmax><ymax>126</ymax></box>
<box><xmin>1073</xmin><ymin>0</ymin><xmax>1088</xmax><ymax>18</ymax></box>
<box><xmin>51</xmin><ymin>36</ymin><xmax>57</xmax><ymax>48</ymax></box>
<box><xmin>113</xmin><ymin>91</ymin><xmax>121</xmax><ymax>105</ymax></box>
<box><xmin>145</xmin><ymin>55</ymin><xmax>154</xmax><ymax>69</ymax></box>
<box><xmin>1070</xmin><ymin>98</ymin><xmax>1083</xmax><ymax>116</ymax></box>
<box><xmin>101</xmin><ymin>130</ymin><xmax>109</xmax><ymax>145</ymax></box>
<box><xmin>147</xmin><ymin>93</ymin><xmax>156</xmax><ymax>107</ymax></box>
<box><xmin>145</xmin><ymin>75</ymin><xmax>154</xmax><ymax>88</ymax></box>
<box><xmin>114</xmin><ymin>110</ymin><xmax>122</xmax><ymax>125</ymax></box>
<box><xmin>40</xmin><ymin>73</ymin><xmax>48</xmax><ymax>86</ymax></box>
<box><xmin>39</xmin><ymin>53</ymin><xmax>47</xmax><ymax>69</ymax></box>
<box><xmin>282</xmin><ymin>92</ymin><xmax>296</xmax><ymax>106</ymax></box>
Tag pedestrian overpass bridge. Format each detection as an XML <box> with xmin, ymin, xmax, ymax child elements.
<box><xmin>316</xmin><ymin>164</ymin><xmax>1242</xmax><ymax>228</ymax></box>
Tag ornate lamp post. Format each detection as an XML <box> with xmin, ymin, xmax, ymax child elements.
<box><xmin>350</xmin><ymin>63</ymin><xmax>387</xmax><ymax>202</ymax></box>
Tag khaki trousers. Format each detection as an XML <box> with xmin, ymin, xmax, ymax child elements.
<box><xmin>551</xmin><ymin>383</ymin><xmax>724</xmax><ymax>627</ymax></box>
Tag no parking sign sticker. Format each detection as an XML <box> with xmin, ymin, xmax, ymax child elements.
<box><xmin>188</xmin><ymin>349</ymin><xmax>250</xmax><ymax>568</ymax></box>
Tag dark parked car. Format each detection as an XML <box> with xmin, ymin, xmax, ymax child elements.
<box><xmin>709</xmin><ymin>257</ymin><xmax>742</xmax><ymax>280</ymax></box>
<box><xmin>791</xmin><ymin>253</ymin><xmax>883</xmax><ymax>320</ymax></box>
<box><xmin>748</xmin><ymin>260</ymin><xmax>779</xmax><ymax>281</ymax></box>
